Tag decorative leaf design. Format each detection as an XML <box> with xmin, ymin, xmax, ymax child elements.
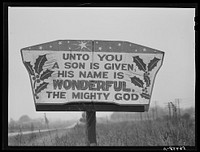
<box><xmin>40</xmin><ymin>69</ymin><xmax>54</xmax><ymax>81</ymax></box>
<box><xmin>130</xmin><ymin>76</ymin><xmax>144</xmax><ymax>88</ymax></box>
<box><xmin>148</xmin><ymin>57</ymin><xmax>160</xmax><ymax>72</ymax></box>
<box><xmin>144</xmin><ymin>74</ymin><xmax>151</xmax><ymax>87</ymax></box>
<box><xmin>24</xmin><ymin>62</ymin><xmax>35</xmax><ymax>76</ymax></box>
<box><xmin>34</xmin><ymin>54</ymin><xmax>47</xmax><ymax>74</ymax></box>
<box><xmin>35</xmin><ymin>82</ymin><xmax>49</xmax><ymax>94</ymax></box>
<box><xmin>140</xmin><ymin>93</ymin><xmax>151</xmax><ymax>99</ymax></box>
<box><xmin>133</xmin><ymin>56</ymin><xmax>146</xmax><ymax>72</ymax></box>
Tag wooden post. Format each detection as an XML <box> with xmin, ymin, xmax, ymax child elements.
<box><xmin>86</xmin><ymin>111</ymin><xmax>97</xmax><ymax>146</ymax></box>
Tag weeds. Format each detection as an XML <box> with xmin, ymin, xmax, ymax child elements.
<box><xmin>8</xmin><ymin>118</ymin><xmax>195</xmax><ymax>146</ymax></box>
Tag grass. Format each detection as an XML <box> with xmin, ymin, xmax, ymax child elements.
<box><xmin>8</xmin><ymin>118</ymin><xmax>195</xmax><ymax>146</ymax></box>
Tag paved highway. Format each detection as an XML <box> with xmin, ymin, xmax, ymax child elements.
<box><xmin>8</xmin><ymin>123</ymin><xmax>77</xmax><ymax>137</ymax></box>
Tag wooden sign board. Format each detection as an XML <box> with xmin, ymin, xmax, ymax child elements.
<box><xmin>21</xmin><ymin>40</ymin><xmax>164</xmax><ymax>112</ymax></box>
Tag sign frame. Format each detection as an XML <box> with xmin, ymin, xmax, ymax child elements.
<box><xmin>21</xmin><ymin>40</ymin><xmax>164</xmax><ymax>112</ymax></box>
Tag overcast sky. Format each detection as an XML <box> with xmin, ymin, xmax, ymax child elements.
<box><xmin>8</xmin><ymin>7</ymin><xmax>195</xmax><ymax>121</ymax></box>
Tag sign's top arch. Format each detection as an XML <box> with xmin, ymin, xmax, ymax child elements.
<box><xmin>21</xmin><ymin>40</ymin><xmax>164</xmax><ymax>54</ymax></box>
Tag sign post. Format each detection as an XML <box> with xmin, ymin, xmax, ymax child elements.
<box><xmin>86</xmin><ymin>110</ymin><xmax>97</xmax><ymax>146</ymax></box>
<box><xmin>21</xmin><ymin>40</ymin><xmax>164</xmax><ymax>146</ymax></box>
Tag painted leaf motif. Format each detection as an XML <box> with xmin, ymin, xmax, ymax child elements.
<box><xmin>130</xmin><ymin>76</ymin><xmax>144</xmax><ymax>88</ymax></box>
<box><xmin>35</xmin><ymin>82</ymin><xmax>49</xmax><ymax>94</ymax></box>
<box><xmin>148</xmin><ymin>57</ymin><xmax>160</xmax><ymax>72</ymax></box>
<box><xmin>133</xmin><ymin>56</ymin><xmax>146</xmax><ymax>72</ymax></box>
<box><xmin>40</xmin><ymin>69</ymin><xmax>54</xmax><ymax>81</ymax></box>
<box><xmin>24</xmin><ymin>61</ymin><xmax>35</xmax><ymax>76</ymax></box>
<box><xmin>144</xmin><ymin>74</ymin><xmax>151</xmax><ymax>87</ymax></box>
<box><xmin>140</xmin><ymin>93</ymin><xmax>151</xmax><ymax>99</ymax></box>
<box><xmin>34</xmin><ymin>54</ymin><xmax>47</xmax><ymax>74</ymax></box>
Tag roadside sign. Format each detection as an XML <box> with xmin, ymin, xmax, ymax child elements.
<box><xmin>21</xmin><ymin>40</ymin><xmax>164</xmax><ymax>112</ymax></box>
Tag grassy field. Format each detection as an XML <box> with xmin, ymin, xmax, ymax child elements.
<box><xmin>8</xmin><ymin>118</ymin><xmax>195</xmax><ymax>146</ymax></box>
<box><xmin>8</xmin><ymin>128</ymin><xmax>71</xmax><ymax>146</ymax></box>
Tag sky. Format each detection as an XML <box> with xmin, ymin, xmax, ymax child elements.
<box><xmin>8</xmin><ymin>7</ymin><xmax>195</xmax><ymax>121</ymax></box>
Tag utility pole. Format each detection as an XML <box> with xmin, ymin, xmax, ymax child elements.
<box><xmin>146</xmin><ymin>111</ymin><xmax>150</xmax><ymax>121</ymax></box>
<box><xmin>168</xmin><ymin>102</ymin><xmax>171</xmax><ymax>120</ymax></box>
<box><xmin>152</xmin><ymin>108</ymin><xmax>155</xmax><ymax>120</ymax></box>
<box><xmin>145</xmin><ymin>112</ymin><xmax>148</xmax><ymax>121</ymax></box>
<box><xmin>106</xmin><ymin>116</ymin><xmax>108</xmax><ymax>124</ymax></box>
<box><xmin>140</xmin><ymin>112</ymin><xmax>143</xmax><ymax>121</ymax></box>
<box><xmin>176</xmin><ymin>98</ymin><xmax>181</xmax><ymax>117</ymax></box>
<box><xmin>178</xmin><ymin>99</ymin><xmax>181</xmax><ymax>117</ymax></box>
<box><xmin>155</xmin><ymin>100</ymin><xmax>158</xmax><ymax>120</ymax></box>
<box><xmin>170</xmin><ymin>102</ymin><xmax>177</xmax><ymax>120</ymax></box>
